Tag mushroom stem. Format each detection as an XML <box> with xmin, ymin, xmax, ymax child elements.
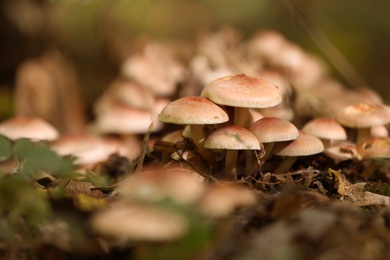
<box><xmin>189</xmin><ymin>125</ymin><xmax>215</xmax><ymax>166</ymax></box>
<box><xmin>357</xmin><ymin>128</ymin><xmax>371</xmax><ymax>144</ymax></box>
<box><xmin>262</xmin><ymin>142</ymin><xmax>275</xmax><ymax>162</ymax></box>
<box><xmin>225</xmin><ymin>149</ymin><xmax>239</xmax><ymax>180</ymax></box>
<box><xmin>244</xmin><ymin>150</ymin><xmax>253</xmax><ymax>176</ymax></box>
<box><xmin>321</xmin><ymin>139</ymin><xmax>332</xmax><ymax>150</ymax></box>
<box><xmin>234</xmin><ymin>107</ymin><xmax>250</xmax><ymax>127</ymax></box>
<box><xmin>273</xmin><ymin>156</ymin><xmax>298</xmax><ymax>174</ymax></box>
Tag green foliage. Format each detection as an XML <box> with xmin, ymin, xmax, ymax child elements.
<box><xmin>0</xmin><ymin>176</ymin><xmax>51</xmax><ymax>243</ymax></box>
<box><xmin>14</xmin><ymin>138</ymin><xmax>75</xmax><ymax>178</ymax></box>
<box><xmin>0</xmin><ymin>136</ymin><xmax>76</xmax><ymax>245</ymax></box>
<box><xmin>0</xmin><ymin>135</ymin><xmax>12</xmax><ymax>161</ymax></box>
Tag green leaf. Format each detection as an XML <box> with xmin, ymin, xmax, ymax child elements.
<box><xmin>0</xmin><ymin>135</ymin><xmax>13</xmax><ymax>161</ymax></box>
<box><xmin>14</xmin><ymin>139</ymin><xmax>75</xmax><ymax>177</ymax></box>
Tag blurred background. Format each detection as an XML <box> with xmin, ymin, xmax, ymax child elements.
<box><xmin>1</xmin><ymin>0</ymin><xmax>390</xmax><ymax>121</ymax></box>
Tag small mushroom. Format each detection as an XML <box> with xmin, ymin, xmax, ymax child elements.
<box><xmin>90</xmin><ymin>201</ymin><xmax>189</xmax><ymax>245</ymax></box>
<box><xmin>158</xmin><ymin>96</ymin><xmax>229</xmax><ymax>165</ymax></box>
<box><xmin>204</xmin><ymin>125</ymin><xmax>260</xmax><ymax>179</ymax></box>
<box><xmin>272</xmin><ymin>131</ymin><xmax>324</xmax><ymax>174</ymax></box>
<box><xmin>0</xmin><ymin>116</ymin><xmax>59</xmax><ymax>142</ymax></box>
<box><xmin>302</xmin><ymin>117</ymin><xmax>347</xmax><ymax>149</ymax></box>
<box><xmin>356</xmin><ymin>137</ymin><xmax>390</xmax><ymax>180</ymax></box>
<box><xmin>250</xmin><ymin>117</ymin><xmax>299</xmax><ymax>162</ymax></box>
<box><xmin>336</xmin><ymin>103</ymin><xmax>390</xmax><ymax>144</ymax></box>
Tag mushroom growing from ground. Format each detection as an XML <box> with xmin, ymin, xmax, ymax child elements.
<box><xmin>204</xmin><ymin>125</ymin><xmax>260</xmax><ymax>179</ymax></box>
<box><xmin>90</xmin><ymin>201</ymin><xmax>189</xmax><ymax>245</ymax></box>
<box><xmin>356</xmin><ymin>137</ymin><xmax>390</xmax><ymax>180</ymax></box>
<box><xmin>250</xmin><ymin>117</ymin><xmax>299</xmax><ymax>163</ymax></box>
<box><xmin>272</xmin><ymin>131</ymin><xmax>324</xmax><ymax>174</ymax></box>
<box><xmin>0</xmin><ymin>116</ymin><xmax>59</xmax><ymax>142</ymax></box>
<box><xmin>201</xmin><ymin>74</ymin><xmax>282</xmax><ymax>127</ymax></box>
<box><xmin>336</xmin><ymin>103</ymin><xmax>390</xmax><ymax>144</ymax></box>
<box><xmin>158</xmin><ymin>96</ymin><xmax>229</xmax><ymax>166</ymax></box>
<box><xmin>302</xmin><ymin>117</ymin><xmax>347</xmax><ymax>149</ymax></box>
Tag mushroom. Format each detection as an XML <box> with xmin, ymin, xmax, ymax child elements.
<box><xmin>117</xmin><ymin>168</ymin><xmax>205</xmax><ymax>205</ymax></box>
<box><xmin>90</xmin><ymin>201</ymin><xmax>189</xmax><ymax>245</ymax></box>
<box><xmin>249</xmin><ymin>117</ymin><xmax>299</xmax><ymax>163</ymax></box>
<box><xmin>201</xmin><ymin>74</ymin><xmax>282</xmax><ymax>127</ymax></box>
<box><xmin>204</xmin><ymin>125</ymin><xmax>261</xmax><ymax>179</ymax></box>
<box><xmin>121</xmin><ymin>41</ymin><xmax>186</xmax><ymax>97</ymax></box>
<box><xmin>94</xmin><ymin>79</ymin><xmax>155</xmax><ymax>113</ymax></box>
<box><xmin>158</xmin><ymin>96</ymin><xmax>229</xmax><ymax>165</ymax></box>
<box><xmin>198</xmin><ymin>182</ymin><xmax>257</xmax><ymax>218</ymax></box>
<box><xmin>94</xmin><ymin>103</ymin><xmax>163</xmax><ymax>135</ymax></box>
<box><xmin>272</xmin><ymin>131</ymin><xmax>324</xmax><ymax>174</ymax></box>
<box><xmin>302</xmin><ymin>117</ymin><xmax>347</xmax><ymax>149</ymax></box>
<box><xmin>51</xmin><ymin>134</ymin><xmax>139</xmax><ymax>169</ymax></box>
<box><xmin>0</xmin><ymin>116</ymin><xmax>59</xmax><ymax>142</ymax></box>
<box><xmin>356</xmin><ymin>137</ymin><xmax>390</xmax><ymax>180</ymax></box>
<box><xmin>336</xmin><ymin>103</ymin><xmax>390</xmax><ymax>144</ymax></box>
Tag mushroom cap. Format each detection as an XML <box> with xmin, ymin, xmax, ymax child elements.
<box><xmin>272</xmin><ymin>131</ymin><xmax>324</xmax><ymax>157</ymax></box>
<box><xmin>95</xmin><ymin>104</ymin><xmax>162</xmax><ymax>134</ymax></box>
<box><xmin>90</xmin><ymin>201</ymin><xmax>188</xmax><ymax>242</ymax></box>
<box><xmin>249</xmin><ymin>117</ymin><xmax>299</xmax><ymax>143</ymax></box>
<box><xmin>158</xmin><ymin>96</ymin><xmax>229</xmax><ymax>125</ymax></box>
<box><xmin>198</xmin><ymin>183</ymin><xmax>257</xmax><ymax>218</ymax></box>
<box><xmin>201</xmin><ymin>74</ymin><xmax>282</xmax><ymax>108</ymax></box>
<box><xmin>336</xmin><ymin>103</ymin><xmax>390</xmax><ymax>128</ymax></box>
<box><xmin>50</xmin><ymin>134</ymin><xmax>132</xmax><ymax>165</ymax></box>
<box><xmin>204</xmin><ymin>125</ymin><xmax>260</xmax><ymax>150</ymax></box>
<box><xmin>121</xmin><ymin>42</ymin><xmax>185</xmax><ymax>97</ymax></box>
<box><xmin>94</xmin><ymin>79</ymin><xmax>155</xmax><ymax>113</ymax></box>
<box><xmin>117</xmin><ymin>168</ymin><xmax>205</xmax><ymax>205</ymax></box>
<box><xmin>356</xmin><ymin>137</ymin><xmax>390</xmax><ymax>159</ymax></box>
<box><xmin>0</xmin><ymin>116</ymin><xmax>59</xmax><ymax>141</ymax></box>
<box><xmin>302</xmin><ymin>117</ymin><xmax>347</xmax><ymax>141</ymax></box>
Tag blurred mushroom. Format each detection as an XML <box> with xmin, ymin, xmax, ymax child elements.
<box><xmin>116</xmin><ymin>167</ymin><xmax>205</xmax><ymax>205</ymax></box>
<box><xmin>121</xmin><ymin>41</ymin><xmax>186</xmax><ymax>97</ymax></box>
<box><xmin>198</xmin><ymin>183</ymin><xmax>257</xmax><ymax>218</ymax></box>
<box><xmin>336</xmin><ymin>103</ymin><xmax>390</xmax><ymax>144</ymax></box>
<box><xmin>0</xmin><ymin>116</ymin><xmax>59</xmax><ymax>142</ymax></box>
<box><xmin>302</xmin><ymin>117</ymin><xmax>347</xmax><ymax>149</ymax></box>
<box><xmin>356</xmin><ymin>137</ymin><xmax>390</xmax><ymax>180</ymax></box>
<box><xmin>94</xmin><ymin>79</ymin><xmax>155</xmax><ymax>113</ymax></box>
<box><xmin>90</xmin><ymin>201</ymin><xmax>189</xmax><ymax>245</ymax></box>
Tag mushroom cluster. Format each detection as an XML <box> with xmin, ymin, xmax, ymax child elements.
<box><xmin>3</xmin><ymin>26</ymin><xmax>390</xmax><ymax>256</ymax></box>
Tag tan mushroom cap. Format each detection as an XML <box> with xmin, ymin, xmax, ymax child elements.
<box><xmin>0</xmin><ymin>116</ymin><xmax>59</xmax><ymax>141</ymax></box>
<box><xmin>95</xmin><ymin>104</ymin><xmax>162</xmax><ymax>134</ymax></box>
<box><xmin>117</xmin><ymin>168</ymin><xmax>205</xmax><ymax>205</ymax></box>
<box><xmin>201</xmin><ymin>74</ymin><xmax>282</xmax><ymax>108</ymax></box>
<box><xmin>272</xmin><ymin>131</ymin><xmax>324</xmax><ymax>157</ymax></box>
<box><xmin>356</xmin><ymin>137</ymin><xmax>390</xmax><ymax>159</ymax></box>
<box><xmin>51</xmin><ymin>134</ymin><xmax>135</xmax><ymax>165</ymax></box>
<box><xmin>250</xmin><ymin>117</ymin><xmax>299</xmax><ymax>143</ymax></box>
<box><xmin>90</xmin><ymin>201</ymin><xmax>188</xmax><ymax>242</ymax></box>
<box><xmin>198</xmin><ymin>183</ymin><xmax>257</xmax><ymax>218</ymax></box>
<box><xmin>95</xmin><ymin>79</ymin><xmax>155</xmax><ymax>113</ymax></box>
<box><xmin>302</xmin><ymin>117</ymin><xmax>347</xmax><ymax>141</ymax></box>
<box><xmin>336</xmin><ymin>103</ymin><xmax>390</xmax><ymax>128</ymax></box>
<box><xmin>158</xmin><ymin>96</ymin><xmax>229</xmax><ymax>125</ymax></box>
<box><xmin>204</xmin><ymin>125</ymin><xmax>260</xmax><ymax>150</ymax></box>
